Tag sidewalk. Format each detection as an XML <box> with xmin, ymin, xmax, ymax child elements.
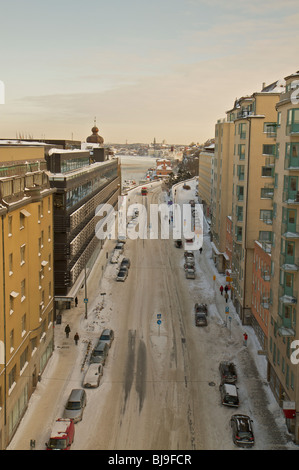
<box><xmin>8</xmin><ymin>237</ymin><xmax>116</xmax><ymax>450</ymax></box>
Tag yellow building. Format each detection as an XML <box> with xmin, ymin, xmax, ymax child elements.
<box><xmin>227</xmin><ymin>84</ymin><xmax>283</xmax><ymax>324</ymax></box>
<box><xmin>267</xmin><ymin>71</ymin><xmax>299</xmax><ymax>441</ymax></box>
<box><xmin>197</xmin><ymin>143</ymin><xmax>214</xmax><ymax>219</ymax></box>
<box><xmin>211</xmin><ymin>119</ymin><xmax>234</xmax><ymax>272</ymax></box>
<box><xmin>0</xmin><ymin>146</ymin><xmax>55</xmax><ymax>448</ymax></box>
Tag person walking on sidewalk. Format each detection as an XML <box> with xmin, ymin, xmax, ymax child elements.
<box><xmin>224</xmin><ymin>292</ymin><xmax>229</xmax><ymax>303</ymax></box>
<box><xmin>224</xmin><ymin>285</ymin><xmax>229</xmax><ymax>294</ymax></box>
<box><xmin>243</xmin><ymin>332</ymin><xmax>248</xmax><ymax>346</ymax></box>
<box><xmin>65</xmin><ymin>324</ymin><xmax>71</xmax><ymax>338</ymax></box>
<box><xmin>75</xmin><ymin>296</ymin><xmax>78</xmax><ymax>307</ymax></box>
<box><xmin>74</xmin><ymin>332</ymin><xmax>79</xmax><ymax>345</ymax></box>
<box><xmin>220</xmin><ymin>285</ymin><xmax>224</xmax><ymax>295</ymax></box>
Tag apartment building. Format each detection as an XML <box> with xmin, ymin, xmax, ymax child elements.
<box><xmin>267</xmin><ymin>71</ymin><xmax>299</xmax><ymax>441</ymax></box>
<box><xmin>197</xmin><ymin>144</ymin><xmax>214</xmax><ymax>220</ymax></box>
<box><xmin>211</xmin><ymin>120</ymin><xmax>234</xmax><ymax>272</ymax></box>
<box><xmin>0</xmin><ymin>146</ymin><xmax>55</xmax><ymax>449</ymax></box>
<box><xmin>228</xmin><ymin>84</ymin><xmax>284</xmax><ymax>324</ymax></box>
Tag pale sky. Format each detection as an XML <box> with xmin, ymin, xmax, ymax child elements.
<box><xmin>0</xmin><ymin>0</ymin><xmax>298</xmax><ymax>144</ymax></box>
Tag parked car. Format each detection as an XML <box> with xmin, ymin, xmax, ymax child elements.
<box><xmin>83</xmin><ymin>363</ymin><xmax>103</xmax><ymax>388</ymax></box>
<box><xmin>219</xmin><ymin>383</ymin><xmax>239</xmax><ymax>407</ymax></box>
<box><xmin>120</xmin><ymin>258</ymin><xmax>131</xmax><ymax>269</ymax></box>
<box><xmin>46</xmin><ymin>418</ymin><xmax>75</xmax><ymax>450</ymax></box>
<box><xmin>189</xmin><ymin>199</ymin><xmax>195</xmax><ymax>207</ymax></box>
<box><xmin>184</xmin><ymin>262</ymin><xmax>195</xmax><ymax>271</ymax></box>
<box><xmin>175</xmin><ymin>239</ymin><xmax>183</xmax><ymax>248</ymax></box>
<box><xmin>195</xmin><ymin>313</ymin><xmax>207</xmax><ymax>327</ymax></box>
<box><xmin>184</xmin><ymin>250</ymin><xmax>194</xmax><ymax>259</ymax></box>
<box><xmin>219</xmin><ymin>361</ymin><xmax>237</xmax><ymax>384</ymax></box>
<box><xmin>185</xmin><ymin>268</ymin><xmax>196</xmax><ymax>279</ymax></box>
<box><xmin>115</xmin><ymin>243</ymin><xmax>124</xmax><ymax>253</ymax></box>
<box><xmin>99</xmin><ymin>328</ymin><xmax>114</xmax><ymax>348</ymax></box>
<box><xmin>230</xmin><ymin>414</ymin><xmax>255</xmax><ymax>448</ymax></box>
<box><xmin>116</xmin><ymin>269</ymin><xmax>128</xmax><ymax>281</ymax></box>
<box><xmin>194</xmin><ymin>303</ymin><xmax>208</xmax><ymax>316</ymax></box>
<box><xmin>63</xmin><ymin>389</ymin><xmax>87</xmax><ymax>423</ymax></box>
<box><xmin>90</xmin><ymin>341</ymin><xmax>109</xmax><ymax>365</ymax></box>
<box><xmin>111</xmin><ymin>250</ymin><xmax>120</xmax><ymax>264</ymax></box>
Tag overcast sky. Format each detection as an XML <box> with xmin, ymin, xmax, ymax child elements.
<box><xmin>0</xmin><ymin>0</ymin><xmax>298</xmax><ymax>144</ymax></box>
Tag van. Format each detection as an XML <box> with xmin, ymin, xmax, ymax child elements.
<box><xmin>219</xmin><ymin>383</ymin><xmax>239</xmax><ymax>407</ymax></box>
<box><xmin>46</xmin><ymin>418</ymin><xmax>75</xmax><ymax>450</ymax></box>
<box><xmin>90</xmin><ymin>341</ymin><xmax>109</xmax><ymax>365</ymax></box>
<box><xmin>63</xmin><ymin>389</ymin><xmax>87</xmax><ymax>423</ymax></box>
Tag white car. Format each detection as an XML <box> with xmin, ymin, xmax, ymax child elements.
<box><xmin>83</xmin><ymin>363</ymin><xmax>103</xmax><ymax>388</ymax></box>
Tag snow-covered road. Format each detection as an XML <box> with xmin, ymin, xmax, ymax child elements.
<box><xmin>8</xmin><ymin>179</ymin><xmax>295</xmax><ymax>451</ymax></box>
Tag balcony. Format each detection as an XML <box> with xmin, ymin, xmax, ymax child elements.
<box><xmin>283</xmin><ymin>190</ymin><xmax>299</xmax><ymax>205</ymax></box>
<box><xmin>279</xmin><ymin>285</ymin><xmax>297</xmax><ymax>305</ymax></box>
<box><xmin>280</xmin><ymin>254</ymin><xmax>299</xmax><ymax>272</ymax></box>
<box><xmin>276</xmin><ymin>315</ymin><xmax>296</xmax><ymax>337</ymax></box>
<box><xmin>285</xmin><ymin>156</ymin><xmax>299</xmax><ymax>171</ymax></box>
<box><xmin>281</xmin><ymin>222</ymin><xmax>299</xmax><ymax>239</ymax></box>
<box><xmin>260</xmin><ymin>295</ymin><xmax>270</xmax><ymax>309</ymax></box>
<box><xmin>261</xmin><ymin>270</ymin><xmax>271</xmax><ymax>281</ymax></box>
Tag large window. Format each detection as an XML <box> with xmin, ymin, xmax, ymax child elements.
<box><xmin>286</xmin><ymin>108</ymin><xmax>299</xmax><ymax>134</ymax></box>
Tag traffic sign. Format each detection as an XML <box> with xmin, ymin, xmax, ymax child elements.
<box><xmin>157</xmin><ymin>314</ymin><xmax>161</xmax><ymax>319</ymax></box>
<box><xmin>84</xmin><ymin>298</ymin><xmax>88</xmax><ymax>303</ymax></box>
<box><xmin>225</xmin><ymin>306</ymin><xmax>229</xmax><ymax>313</ymax></box>
<box><xmin>157</xmin><ymin>320</ymin><xmax>162</xmax><ymax>325</ymax></box>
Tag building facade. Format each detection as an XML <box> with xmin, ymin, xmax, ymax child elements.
<box><xmin>228</xmin><ymin>86</ymin><xmax>283</xmax><ymax>324</ymax></box>
<box><xmin>0</xmin><ymin>146</ymin><xmax>55</xmax><ymax>449</ymax></box>
<box><xmin>47</xmin><ymin>148</ymin><xmax>121</xmax><ymax>303</ymax></box>
<box><xmin>267</xmin><ymin>72</ymin><xmax>299</xmax><ymax>440</ymax></box>
<box><xmin>211</xmin><ymin>120</ymin><xmax>234</xmax><ymax>273</ymax></box>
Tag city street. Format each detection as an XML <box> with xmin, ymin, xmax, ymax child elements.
<box><xmin>8</xmin><ymin>181</ymin><xmax>294</xmax><ymax>451</ymax></box>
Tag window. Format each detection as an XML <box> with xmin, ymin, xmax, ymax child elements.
<box><xmin>9</xmin><ymin>253</ymin><xmax>13</xmax><ymax>275</ymax></box>
<box><xmin>264</xmin><ymin>122</ymin><xmax>277</xmax><ymax>136</ymax></box>
<box><xmin>20</xmin><ymin>244</ymin><xmax>25</xmax><ymax>265</ymax></box>
<box><xmin>21</xmin><ymin>279</ymin><xmax>26</xmax><ymax>301</ymax></box>
<box><xmin>8</xmin><ymin>215</ymin><xmax>12</xmax><ymax>235</ymax></box>
<box><xmin>262</xmin><ymin>144</ymin><xmax>276</xmax><ymax>156</ymax></box>
<box><xmin>287</xmin><ymin>108</ymin><xmax>299</xmax><ymax>134</ymax></box>
<box><xmin>8</xmin><ymin>365</ymin><xmax>16</xmax><ymax>390</ymax></box>
<box><xmin>262</xmin><ymin>167</ymin><xmax>273</xmax><ymax>177</ymax></box>
<box><xmin>238</xmin><ymin>144</ymin><xmax>246</xmax><ymax>159</ymax></box>
<box><xmin>10</xmin><ymin>329</ymin><xmax>14</xmax><ymax>352</ymax></box>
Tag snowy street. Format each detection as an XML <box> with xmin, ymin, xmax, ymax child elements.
<box><xmin>8</xmin><ymin>179</ymin><xmax>295</xmax><ymax>451</ymax></box>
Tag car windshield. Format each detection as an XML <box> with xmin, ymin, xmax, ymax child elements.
<box><xmin>48</xmin><ymin>438</ymin><xmax>67</xmax><ymax>449</ymax></box>
<box><xmin>66</xmin><ymin>401</ymin><xmax>81</xmax><ymax>410</ymax></box>
<box><xmin>100</xmin><ymin>335</ymin><xmax>109</xmax><ymax>340</ymax></box>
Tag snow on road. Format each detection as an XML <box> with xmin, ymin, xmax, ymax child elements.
<box><xmin>8</xmin><ymin>177</ymin><xmax>295</xmax><ymax>451</ymax></box>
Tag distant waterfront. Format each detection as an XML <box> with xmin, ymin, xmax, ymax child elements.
<box><xmin>119</xmin><ymin>155</ymin><xmax>157</xmax><ymax>185</ymax></box>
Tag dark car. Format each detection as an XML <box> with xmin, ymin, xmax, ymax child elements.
<box><xmin>120</xmin><ymin>258</ymin><xmax>131</xmax><ymax>269</ymax></box>
<box><xmin>230</xmin><ymin>414</ymin><xmax>254</xmax><ymax>448</ymax></box>
<box><xmin>219</xmin><ymin>361</ymin><xmax>237</xmax><ymax>384</ymax></box>
<box><xmin>175</xmin><ymin>239</ymin><xmax>183</xmax><ymax>248</ymax></box>
<box><xmin>194</xmin><ymin>303</ymin><xmax>208</xmax><ymax>315</ymax></box>
<box><xmin>195</xmin><ymin>313</ymin><xmax>207</xmax><ymax>327</ymax></box>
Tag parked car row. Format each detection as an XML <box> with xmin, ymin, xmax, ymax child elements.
<box><xmin>218</xmin><ymin>361</ymin><xmax>255</xmax><ymax>447</ymax></box>
<box><xmin>112</xmin><ymin>240</ymin><xmax>130</xmax><ymax>282</ymax></box>
<box><xmin>183</xmin><ymin>250</ymin><xmax>196</xmax><ymax>279</ymax></box>
<box><xmin>46</xmin><ymin>328</ymin><xmax>114</xmax><ymax>450</ymax></box>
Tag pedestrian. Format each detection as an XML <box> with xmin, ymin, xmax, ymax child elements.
<box><xmin>243</xmin><ymin>332</ymin><xmax>248</xmax><ymax>346</ymax></box>
<box><xmin>224</xmin><ymin>292</ymin><xmax>229</xmax><ymax>303</ymax></box>
<box><xmin>65</xmin><ymin>324</ymin><xmax>71</xmax><ymax>338</ymax></box>
<box><xmin>224</xmin><ymin>285</ymin><xmax>228</xmax><ymax>294</ymax></box>
<box><xmin>74</xmin><ymin>332</ymin><xmax>79</xmax><ymax>345</ymax></box>
<box><xmin>199</xmin><ymin>247</ymin><xmax>202</xmax><ymax>254</ymax></box>
<box><xmin>220</xmin><ymin>285</ymin><xmax>223</xmax><ymax>295</ymax></box>
<box><xmin>75</xmin><ymin>296</ymin><xmax>78</xmax><ymax>307</ymax></box>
